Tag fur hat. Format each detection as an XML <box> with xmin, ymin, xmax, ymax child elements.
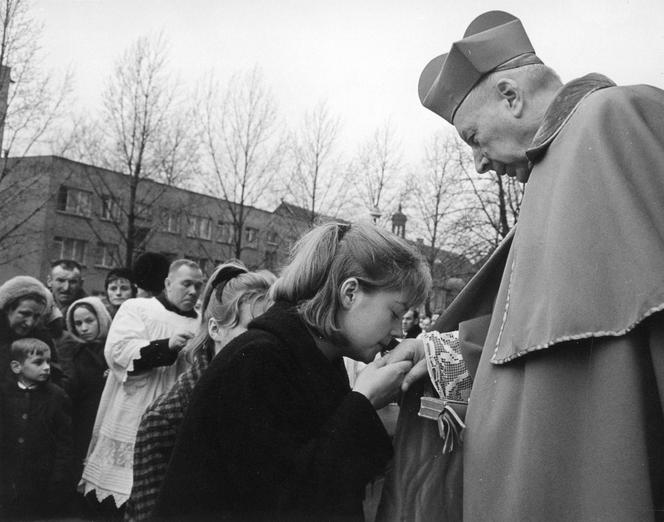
<box><xmin>0</xmin><ymin>276</ymin><xmax>50</xmax><ymax>310</ymax></box>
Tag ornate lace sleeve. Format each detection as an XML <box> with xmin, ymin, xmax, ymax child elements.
<box><xmin>421</xmin><ymin>331</ymin><xmax>472</xmax><ymax>402</ymax></box>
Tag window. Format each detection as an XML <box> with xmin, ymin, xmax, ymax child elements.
<box><xmin>56</xmin><ymin>186</ymin><xmax>92</xmax><ymax>216</ymax></box>
<box><xmin>135</xmin><ymin>202</ymin><xmax>152</xmax><ymax>222</ymax></box>
<box><xmin>245</xmin><ymin>227</ymin><xmax>258</xmax><ymax>246</ymax></box>
<box><xmin>186</xmin><ymin>215</ymin><xmax>212</xmax><ymax>240</ymax></box>
<box><xmin>266</xmin><ymin>231</ymin><xmax>278</xmax><ymax>245</ymax></box>
<box><xmin>96</xmin><ymin>243</ymin><xmax>120</xmax><ymax>268</ymax></box>
<box><xmin>185</xmin><ymin>256</ymin><xmax>209</xmax><ymax>274</ymax></box>
<box><xmin>160</xmin><ymin>208</ymin><xmax>181</xmax><ymax>234</ymax></box>
<box><xmin>264</xmin><ymin>250</ymin><xmax>277</xmax><ymax>270</ymax></box>
<box><xmin>217</xmin><ymin>221</ymin><xmax>235</xmax><ymax>244</ymax></box>
<box><xmin>53</xmin><ymin>236</ymin><xmax>87</xmax><ymax>264</ymax></box>
<box><xmin>101</xmin><ymin>195</ymin><xmax>121</xmax><ymax>222</ymax></box>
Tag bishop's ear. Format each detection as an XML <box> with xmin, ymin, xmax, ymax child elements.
<box><xmin>339</xmin><ymin>278</ymin><xmax>360</xmax><ymax>310</ymax></box>
<box><xmin>496</xmin><ymin>78</ymin><xmax>524</xmax><ymax>117</ymax></box>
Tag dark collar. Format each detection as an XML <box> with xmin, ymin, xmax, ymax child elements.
<box><xmin>249</xmin><ymin>301</ymin><xmax>349</xmax><ymax>387</ymax></box>
<box><xmin>156</xmin><ymin>293</ymin><xmax>198</xmax><ymax>318</ymax></box>
<box><xmin>527</xmin><ymin>73</ymin><xmax>616</xmax><ymax>163</ymax></box>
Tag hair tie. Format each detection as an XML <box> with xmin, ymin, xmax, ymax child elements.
<box><xmin>337</xmin><ymin>223</ymin><xmax>351</xmax><ymax>241</ymax></box>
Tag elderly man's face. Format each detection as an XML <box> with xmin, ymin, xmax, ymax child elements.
<box><xmin>454</xmin><ymin>92</ymin><xmax>532</xmax><ymax>182</ymax></box>
<box><xmin>48</xmin><ymin>266</ymin><xmax>82</xmax><ymax>307</ymax></box>
<box><xmin>165</xmin><ymin>265</ymin><xmax>204</xmax><ymax>312</ymax></box>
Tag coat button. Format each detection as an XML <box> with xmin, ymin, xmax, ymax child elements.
<box><xmin>18</xmin><ymin>437</ymin><xmax>24</xmax><ymax>444</ymax></box>
<box><xmin>21</xmin><ymin>413</ymin><xmax>28</xmax><ymax>420</ymax></box>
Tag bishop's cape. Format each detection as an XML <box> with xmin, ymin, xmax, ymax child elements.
<box><xmin>382</xmin><ymin>74</ymin><xmax>664</xmax><ymax>522</ymax></box>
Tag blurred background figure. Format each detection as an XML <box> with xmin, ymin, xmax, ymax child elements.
<box><xmin>103</xmin><ymin>268</ymin><xmax>137</xmax><ymax>318</ymax></box>
<box><xmin>419</xmin><ymin>315</ymin><xmax>432</xmax><ymax>333</ymax></box>
<box><xmin>401</xmin><ymin>308</ymin><xmax>421</xmax><ymax>338</ymax></box>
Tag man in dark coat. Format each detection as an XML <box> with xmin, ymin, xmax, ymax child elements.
<box><xmin>385</xmin><ymin>10</ymin><xmax>664</xmax><ymax>521</ymax></box>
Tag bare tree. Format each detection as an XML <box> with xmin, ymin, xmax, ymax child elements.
<box><xmin>282</xmin><ymin>101</ymin><xmax>350</xmax><ymax>226</ymax></box>
<box><xmin>407</xmin><ymin>133</ymin><xmax>481</xmax><ymax>312</ymax></box>
<box><xmin>351</xmin><ymin>120</ymin><xmax>404</xmax><ymax>225</ymax></box>
<box><xmin>200</xmin><ymin>67</ymin><xmax>284</xmax><ymax>261</ymax></box>
<box><xmin>0</xmin><ymin>0</ymin><xmax>72</xmax><ymax>159</ymax></box>
<box><xmin>68</xmin><ymin>34</ymin><xmax>199</xmax><ymax>266</ymax></box>
<box><xmin>454</xmin><ymin>149</ymin><xmax>524</xmax><ymax>261</ymax></box>
<box><xmin>411</xmin><ymin>133</ymin><xmax>464</xmax><ymax>258</ymax></box>
<box><xmin>0</xmin><ymin>0</ymin><xmax>73</xmax><ymax>264</ymax></box>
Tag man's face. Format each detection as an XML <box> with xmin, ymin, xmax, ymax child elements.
<box><xmin>454</xmin><ymin>94</ymin><xmax>532</xmax><ymax>182</ymax></box>
<box><xmin>48</xmin><ymin>266</ymin><xmax>82</xmax><ymax>307</ymax></box>
<box><xmin>165</xmin><ymin>266</ymin><xmax>204</xmax><ymax>312</ymax></box>
<box><xmin>402</xmin><ymin>310</ymin><xmax>417</xmax><ymax>333</ymax></box>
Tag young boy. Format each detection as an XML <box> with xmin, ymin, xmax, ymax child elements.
<box><xmin>0</xmin><ymin>338</ymin><xmax>75</xmax><ymax>519</ymax></box>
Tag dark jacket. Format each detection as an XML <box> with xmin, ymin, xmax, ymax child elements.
<box><xmin>155</xmin><ymin>302</ymin><xmax>393</xmax><ymax>521</ymax></box>
<box><xmin>404</xmin><ymin>324</ymin><xmax>422</xmax><ymax>339</ymax></box>
<box><xmin>0</xmin><ymin>378</ymin><xmax>75</xmax><ymax>518</ymax></box>
<box><xmin>62</xmin><ymin>339</ymin><xmax>108</xmax><ymax>474</ymax></box>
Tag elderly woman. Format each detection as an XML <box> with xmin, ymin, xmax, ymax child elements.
<box><xmin>0</xmin><ymin>276</ymin><xmax>68</xmax><ymax>388</ymax></box>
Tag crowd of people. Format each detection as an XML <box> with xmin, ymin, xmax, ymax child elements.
<box><xmin>1</xmin><ymin>8</ymin><xmax>664</xmax><ymax>522</ymax></box>
<box><xmin>0</xmin><ymin>223</ymin><xmax>434</xmax><ymax>521</ymax></box>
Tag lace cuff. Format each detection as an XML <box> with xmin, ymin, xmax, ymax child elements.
<box><xmin>421</xmin><ymin>331</ymin><xmax>472</xmax><ymax>401</ymax></box>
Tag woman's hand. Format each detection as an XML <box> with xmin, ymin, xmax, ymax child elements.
<box><xmin>353</xmin><ymin>360</ymin><xmax>413</xmax><ymax>409</ymax></box>
<box><xmin>380</xmin><ymin>338</ymin><xmax>428</xmax><ymax>392</ymax></box>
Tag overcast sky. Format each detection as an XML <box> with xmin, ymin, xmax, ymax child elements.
<box><xmin>34</xmin><ymin>0</ymin><xmax>664</xmax><ymax>164</ymax></box>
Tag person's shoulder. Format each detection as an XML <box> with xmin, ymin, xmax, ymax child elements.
<box><xmin>581</xmin><ymin>83</ymin><xmax>664</xmax><ymax>118</ymax></box>
<box><xmin>207</xmin><ymin>328</ymin><xmax>285</xmax><ymax>375</ymax></box>
<box><xmin>42</xmin><ymin>381</ymin><xmax>69</xmax><ymax>400</ymax></box>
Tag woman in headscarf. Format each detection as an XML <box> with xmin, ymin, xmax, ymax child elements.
<box><xmin>0</xmin><ymin>276</ymin><xmax>68</xmax><ymax>388</ymax></box>
<box><xmin>65</xmin><ymin>297</ymin><xmax>113</xmax><ymax>477</ymax></box>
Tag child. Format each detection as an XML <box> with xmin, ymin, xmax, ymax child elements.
<box><xmin>125</xmin><ymin>262</ymin><xmax>275</xmax><ymax>521</ymax></box>
<box><xmin>155</xmin><ymin>222</ymin><xmax>432</xmax><ymax>521</ymax></box>
<box><xmin>65</xmin><ymin>297</ymin><xmax>112</xmax><ymax>477</ymax></box>
<box><xmin>0</xmin><ymin>338</ymin><xmax>74</xmax><ymax>519</ymax></box>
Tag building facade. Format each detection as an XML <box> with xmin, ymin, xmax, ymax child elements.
<box><xmin>0</xmin><ymin>156</ymin><xmax>300</xmax><ymax>293</ymax></box>
<box><xmin>0</xmin><ymin>155</ymin><xmax>475</xmax><ymax>311</ymax></box>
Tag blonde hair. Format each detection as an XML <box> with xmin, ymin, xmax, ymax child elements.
<box><xmin>270</xmin><ymin>221</ymin><xmax>432</xmax><ymax>345</ymax></box>
<box><xmin>184</xmin><ymin>263</ymin><xmax>276</xmax><ymax>361</ymax></box>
